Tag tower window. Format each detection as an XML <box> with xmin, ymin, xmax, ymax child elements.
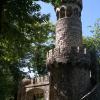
<box><xmin>66</xmin><ymin>6</ymin><xmax>72</xmax><ymax>17</ymax></box>
<box><xmin>74</xmin><ymin>8</ymin><xmax>79</xmax><ymax>16</ymax></box>
<box><xmin>56</xmin><ymin>8</ymin><xmax>60</xmax><ymax>20</ymax></box>
<box><xmin>79</xmin><ymin>11</ymin><xmax>81</xmax><ymax>17</ymax></box>
<box><xmin>56</xmin><ymin>11</ymin><xmax>60</xmax><ymax>20</ymax></box>
<box><xmin>60</xmin><ymin>7</ymin><xmax>66</xmax><ymax>18</ymax></box>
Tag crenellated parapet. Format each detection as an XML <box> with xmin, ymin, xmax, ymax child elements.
<box><xmin>46</xmin><ymin>46</ymin><xmax>91</xmax><ymax>68</ymax></box>
<box><xmin>32</xmin><ymin>75</ymin><xmax>49</xmax><ymax>85</ymax></box>
<box><xmin>18</xmin><ymin>75</ymin><xmax>50</xmax><ymax>100</ymax></box>
<box><xmin>21</xmin><ymin>75</ymin><xmax>49</xmax><ymax>87</ymax></box>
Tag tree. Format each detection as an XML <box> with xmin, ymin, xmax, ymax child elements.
<box><xmin>0</xmin><ymin>0</ymin><xmax>55</xmax><ymax>100</ymax></box>
<box><xmin>83</xmin><ymin>19</ymin><xmax>100</xmax><ymax>63</ymax></box>
<box><xmin>83</xmin><ymin>19</ymin><xmax>100</xmax><ymax>83</ymax></box>
<box><xmin>41</xmin><ymin>0</ymin><xmax>61</xmax><ymax>7</ymax></box>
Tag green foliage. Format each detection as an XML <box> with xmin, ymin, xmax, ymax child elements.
<box><xmin>0</xmin><ymin>66</ymin><xmax>14</xmax><ymax>100</ymax></box>
<box><xmin>34</xmin><ymin>0</ymin><xmax>61</xmax><ymax>7</ymax></box>
<box><xmin>83</xmin><ymin>19</ymin><xmax>100</xmax><ymax>83</ymax></box>
<box><xmin>83</xmin><ymin>19</ymin><xmax>100</xmax><ymax>63</ymax></box>
<box><xmin>38</xmin><ymin>0</ymin><xmax>80</xmax><ymax>7</ymax></box>
<box><xmin>0</xmin><ymin>0</ymin><xmax>52</xmax><ymax>63</ymax></box>
<box><xmin>0</xmin><ymin>0</ymin><xmax>55</xmax><ymax>100</ymax></box>
<box><xmin>91</xmin><ymin>19</ymin><xmax>100</xmax><ymax>51</ymax></box>
<box><xmin>0</xmin><ymin>61</ymin><xmax>25</xmax><ymax>100</ymax></box>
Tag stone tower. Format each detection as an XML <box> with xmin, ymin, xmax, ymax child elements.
<box><xmin>46</xmin><ymin>0</ymin><xmax>93</xmax><ymax>100</ymax></box>
<box><xmin>17</xmin><ymin>0</ymin><xmax>100</xmax><ymax>100</ymax></box>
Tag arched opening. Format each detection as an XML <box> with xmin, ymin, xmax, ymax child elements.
<box><xmin>60</xmin><ymin>7</ymin><xmax>66</xmax><ymax>18</ymax></box>
<box><xmin>74</xmin><ymin>8</ymin><xmax>79</xmax><ymax>17</ymax></box>
<box><xmin>26</xmin><ymin>88</ymin><xmax>45</xmax><ymax>100</ymax></box>
<box><xmin>56</xmin><ymin>8</ymin><xmax>60</xmax><ymax>20</ymax></box>
<box><xmin>79</xmin><ymin>11</ymin><xmax>81</xmax><ymax>17</ymax></box>
<box><xmin>56</xmin><ymin>11</ymin><xmax>60</xmax><ymax>20</ymax></box>
<box><xmin>66</xmin><ymin>6</ymin><xmax>73</xmax><ymax>17</ymax></box>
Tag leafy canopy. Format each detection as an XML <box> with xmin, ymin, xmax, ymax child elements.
<box><xmin>0</xmin><ymin>0</ymin><xmax>55</xmax><ymax>100</ymax></box>
<box><xmin>83</xmin><ymin>19</ymin><xmax>100</xmax><ymax>63</ymax></box>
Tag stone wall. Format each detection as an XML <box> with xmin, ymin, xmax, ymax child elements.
<box><xmin>56</xmin><ymin>17</ymin><xmax>82</xmax><ymax>49</ymax></box>
<box><xmin>17</xmin><ymin>75</ymin><xmax>50</xmax><ymax>100</ymax></box>
<box><xmin>47</xmin><ymin>47</ymin><xmax>91</xmax><ymax>100</ymax></box>
<box><xmin>46</xmin><ymin>46</ymin><xmax>90</xmax><ymax>65</ymax></box>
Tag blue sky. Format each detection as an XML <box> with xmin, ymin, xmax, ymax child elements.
<box><xmin>37</xmin><ymin>0</ymin><xmax>100</xmax><ymax>37</ymax></box>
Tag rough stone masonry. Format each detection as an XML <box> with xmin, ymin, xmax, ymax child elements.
<box><xmin>46</xmin><ymin>0</ymin><xmax>100</xmax><ymax>100</ymax></box>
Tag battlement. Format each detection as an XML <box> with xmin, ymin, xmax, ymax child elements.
<box><xmin>33</xmin><ymin>75</ymin><xmax>49</xmax><ymax>85</ymax></box>
<box><xmin>46</xmin><ymin>46</ymin><xmax>90</xmax><ymax>65</ymax></box>
<box><xmin>18</xmin><ymin>75</ymin><xmax>50</xmax><ymax>100</ymax></box>
<box><xmin>22</xmin><ymin>75</ymin><xmax>49</xmax><ymax>87</ymax></box>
